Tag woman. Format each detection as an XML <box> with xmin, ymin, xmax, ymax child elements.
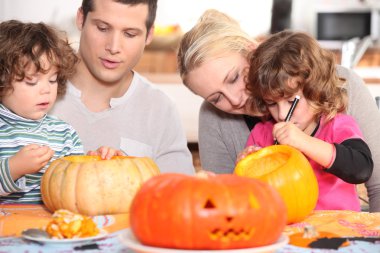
<box><xmin>177</xmin><ymin>9</ymin><xmax>380</xmax><ymax>212</ymax></box>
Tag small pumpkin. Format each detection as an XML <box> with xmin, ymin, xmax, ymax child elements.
<box><xmin>130</xmin><ymin>173</ymin><xmax>287</xmax><ymax>250</ymax></box>
<box><xmin>234</xmin><ymin>145</ymin><xmax>318</xmax><ymax>224</ymax></box>
<box><xmin>41</xmin><ymin>155</ymin><xmax>160</xmax><ymax>216</ymax></box>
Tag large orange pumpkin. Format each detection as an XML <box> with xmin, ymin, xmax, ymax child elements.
<box><xmin>41</xmin><ymin>155</ymin><xmax>160</xmax><ymax>216</ymax></box>
<box><xmin>130</xmin><ymin>173</ymin><xmax>287</xmax><ymax>250</ymax></box>
<box><xmin>234</xmin><ymin>145</ymin><xmax>318</xmax><ymax>224</ymax></box>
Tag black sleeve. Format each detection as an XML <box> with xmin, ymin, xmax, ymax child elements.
<box><xmin>243</xmin><ymin>115</ymin><xmax>261</xmax><ymax>131</ymax></box>
<box><xmin>326</xmin><ymin>138</ymin><xmax>373</xmax><ymax>184</ymax></box>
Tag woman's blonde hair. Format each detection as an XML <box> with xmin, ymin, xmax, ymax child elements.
<box><xmin>178</xmin><ymin>9</ymin><xmax>256</xmax><ymax>86</ymax></box>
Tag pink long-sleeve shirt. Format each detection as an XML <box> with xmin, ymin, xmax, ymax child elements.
<box><xmin>246</xmin><ymin>114</ymin><xmax>364</xmax><ymax>211</ymax></box>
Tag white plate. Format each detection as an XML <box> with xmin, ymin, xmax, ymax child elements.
<box><xmin>119</xmin><ymin>228</ymin><xmax>289</xmax><ymax>253</ymax></box>
<box><xmin>22</xmin><ymin>229</ymin><xmax>108</xmax><ymax>244</ymax></box>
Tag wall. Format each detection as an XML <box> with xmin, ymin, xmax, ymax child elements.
<box><xmin>3</xmin><ymin>0</ymin><xmax>379</xmax><ymax>39</ymax></box>
<box><xmin>0</xmin><ymin>0</ymin><xmax>314</xmax><ymax>39</ymax></box>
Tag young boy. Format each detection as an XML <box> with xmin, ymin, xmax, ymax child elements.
<box><xmin>0</xmin><ymin>20</ymin><xmax>120</xmax><ymax>204</ymax></box>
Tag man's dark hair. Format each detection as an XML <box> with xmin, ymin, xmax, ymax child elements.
<box><xmin>81</xmin><ymin>0</ymin><xmax>157</xmax><ymax>32</ymax></box>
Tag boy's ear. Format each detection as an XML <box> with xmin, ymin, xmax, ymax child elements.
<box><xmin>76</xmin><ymin>7</ymin><xmax>85</xmax><ymax>31</ymax></box>
<box><xmin>145</xmin><ymin>25</ymin><xmax>154</xmax><ymax>45</ymax></box>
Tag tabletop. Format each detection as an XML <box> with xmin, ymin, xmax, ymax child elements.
<box><xmin>1</xmin><ymin>204</ymin><xmax>380</xmax><ymax>253</ymax></box>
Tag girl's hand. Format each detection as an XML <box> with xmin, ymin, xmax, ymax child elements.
<box><xmin>87</xmin><ymin>146</ymin><xmax>125</xmax><ymax>160</ymax></box>
<box><xmin>9</xmin><ymin>144</ymin><xmax>54</xmax><ymax>180</ymax></box>
<box><xmin>273</xmin><ymin>122</ymin><xmax>308</xmax><ymax>148</ymax></box>
<box><xmin>236</xmin><ymin>145</ymin><xmax>261</xmax><ymax>164</ymax></box>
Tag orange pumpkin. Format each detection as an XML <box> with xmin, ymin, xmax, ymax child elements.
<box><xmin>234</xmin><ymin>145</ymin><xmax>318</xmax><ymax>224</ymax></box>
<box><xmin>130</xmin><ymin>173</ymin><xmax>287</xmax><ymax>250</ymax></box>
<box><xmin>41</xmin><ymin>155</ymin><xmax>160</xmax><ymax>216</ymax></box>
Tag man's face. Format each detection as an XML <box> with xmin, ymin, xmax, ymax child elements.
<box><xmin>76</xmin><ymin>0</ymin><xmax>153</xmax><ymax>85</ymax></box>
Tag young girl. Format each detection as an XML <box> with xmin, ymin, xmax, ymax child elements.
<box><xmin>244</xmin><ymin>30</ymin><xmax>373</xmax><ymax>211</ymax></box>
<box><xmin>0</xmin><ymin>20</ymin><xmax>122</xmax><ymax>204</ymax></box>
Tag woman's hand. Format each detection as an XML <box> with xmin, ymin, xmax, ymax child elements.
<box><xmin>236</xmin><ymin>145</ymin><xmax>261</xmax><ymax>164</ymax></box>
<box><xmin>87</xmin><ymin>146</ymin><xmax>125</xmax><ymax>160</ymax></box>
<box><xmin>9</xmin><ymin>144</ymin><xmax>54</xmax><ymax>180</ymax></box>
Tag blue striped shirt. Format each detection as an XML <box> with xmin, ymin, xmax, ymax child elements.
<box><xmin>0</xmin><ymin>104</ymin><xmax>83</xmax><ymax>203</ymax></box>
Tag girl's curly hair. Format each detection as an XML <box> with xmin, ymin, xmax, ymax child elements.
<box><xmin>247</xmin><ymin>30</ymin><xmax>347</xmax><ymax>121</ymax></box>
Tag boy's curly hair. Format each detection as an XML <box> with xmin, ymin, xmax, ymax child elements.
<box><xmin>0</xmin><ymin>20</ymin><xmax>79</xmax><ymax>100</ymax></box>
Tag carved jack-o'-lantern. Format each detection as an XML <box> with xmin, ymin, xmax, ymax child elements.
<box><xmin>129</xmin><ymin>173</ymin><xmax>287</xmax><ymax>250</ymax></box>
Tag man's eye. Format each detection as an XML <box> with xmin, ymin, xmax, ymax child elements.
<box><xmin>97</xmin><ymin>26</ymin><xmax>108</xmax><ymax>32</ymax></box>
<box><xmin>124</xmin><ymin>32</ymin><xmax>137</xmax><ymax>38</ymax></box>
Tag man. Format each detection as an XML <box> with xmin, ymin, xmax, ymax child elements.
<box><xmin>51</xmin><ymin>0</ymin><xmax>195</xmax><ymax>174</ymax></box>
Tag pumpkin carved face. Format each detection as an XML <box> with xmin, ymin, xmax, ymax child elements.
<box><xmin>130</xmin><ymin>173</ymin><xmax>287</xmax><ymax>250</ymax></box>
<box><xmin>234</xmin><ymin>145</ymin><xmax>319</xmax><ymax>224</ymax></box>
<box><xmin>41</xmin><ymin>155</ymin><xmax>160</xmax><ymax>216</ymax></box>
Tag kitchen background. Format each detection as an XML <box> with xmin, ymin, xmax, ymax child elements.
<box><xmin>1</xmin><ymin>0</ymin><xmax>378</xmax><ymax>208</ymax></box>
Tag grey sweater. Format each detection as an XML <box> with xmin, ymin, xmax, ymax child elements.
<box><xmin>198</xmin><ymin>65</ymin><xmax>380</xmax><ymax>212</ymax></box>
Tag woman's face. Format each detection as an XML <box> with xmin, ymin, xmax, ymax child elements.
<box><xmin>185</xmin><ymin>52</ymin><xmax>251</xmax><ymax>115</ymax></box>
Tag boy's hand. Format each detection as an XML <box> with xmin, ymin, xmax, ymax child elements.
<box><xmin>236</xmin><ymin>145</ymin><xmax>261</xmax><ymax>164</ymax></box>
<box><xmin>9</xmin><ymin>144</ymin><xmax>54</xmax><ymax>180</ymax></box>
<box><xmin>87</xmin><ymin>146</ymin><xmax>125</xmax><ymax>160</ymax></box>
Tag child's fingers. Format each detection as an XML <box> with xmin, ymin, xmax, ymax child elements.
<box><xmin>86</xmin><ymin>150</ymin><xmax>98</xmax><ymax>156</ymax></box>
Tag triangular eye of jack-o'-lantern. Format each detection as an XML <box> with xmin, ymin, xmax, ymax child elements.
<box><xmin>129</xmin><ymin>173</ymin><xmax>287</xmax><ymax>250</ymax></box>
<box><xmin>234</xmin><ymin>145</ymin><xmax>319</xmax><ymax>224</ymax></box>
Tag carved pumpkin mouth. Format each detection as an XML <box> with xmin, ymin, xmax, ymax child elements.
<box><xmin>209</xmin><ymin>228</ymin><xmax>255</xmax><ymax>241</ymax></box>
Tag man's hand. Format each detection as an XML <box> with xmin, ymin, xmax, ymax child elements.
<box><xmin>87</xmin><ymin>146</ymin><xmax>125</xmax><ymax>160</ymax></box>
<box><xmin>9</xmin><ymin>144</ymin><xmax>54</xmax><ymax>180</ymax></box>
